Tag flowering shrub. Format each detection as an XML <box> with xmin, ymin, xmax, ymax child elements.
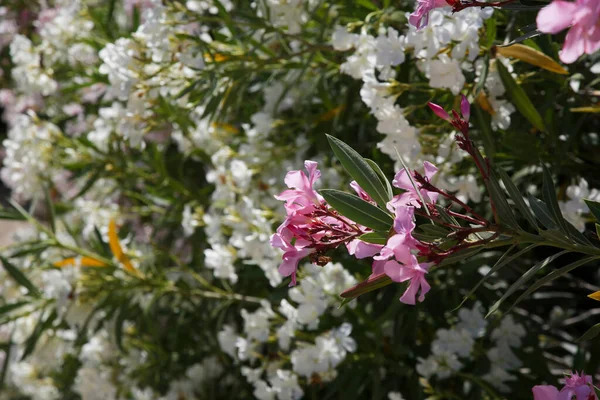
<box><xmin>0</xmin><ymin>0</ymin><xmax>599</xmax><ymax>399</ymax></box>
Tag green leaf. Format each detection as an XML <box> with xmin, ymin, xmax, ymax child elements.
<box><xmin>577</xmin><ymin>323</ymin><xmax>600</xmax><ymax>342</ymax></box>
<box><xmin>43</xmin><ymin>186</ymin><xmax>56</xmax><ymax>234</ymax></box>
<box><xmin>596</xmin><ymin>223</ymin><xmax>600</xmax><ymax>239</ymax></box>
<box><xmin>497</xmin><ymin>168</ymin><xmax>538</xmax><ymax>229</ymax></box>
<box><xmin>0</xmin><ymin>301</ymin><xmax>30</xmax><ymax>316</ymax></box>
<box><xmin>487</xmin><ymin>250</ymin><xmax>568</xmax><ymax>317</ymax></box>
<box><xmin>0</xmin><ymin>337</ymin><xmax>10</xmax><ymax>390</ymax></box>
<box><xmin>487</xmin><ymin>169</ymin><xmax>519</xmax><ymax>228</ymax></box>
<box><xmin>326</xmin><ymin>135</ymin><xmax>391</xmax><ymax>208</ymax></box>
<box><xmin>358</xmin><ymin>232</ymin><xmax>389</xmax><ymax>245</ymax></box>
<box><xmin>496</xmin><ymin>61</ymin><xmax>545</xmax><ymax>131</ymax></box>
<box><xmin>340</xmin><ymin>273</ymin><xmax>392</xmax><ymax>299</ymax></box>
<box><xmin>0</xmin><ymin>206</ymin><xmax>26</xmax><ymax>220</ymax></box>
<box><xmin>474</xmin><ymin>103</ymin><xmax>496</xmax><ymax>157</ymax></box>
<box><xmin>527</xmin><ymin>194</ymin><xmax>558</xmax><ymax>230</ymax></box>
<box><xmin>355</xmin><ymin>0</ymin><xmax>379</xmax><ymax>10</ymax></box>
<box><xmin>585</xmin><ymin>199</ymin><xmax>600</xmax><ymax>222</ymax></box>
<box><xmin>457</xmin><ymin>244</ymin><xmax>536</xmax><ymax>308</ymax></box>
<box><xmin>21</xmin><ymin>309</ymin><xmax>57</xmax><ymax>360</ymax></box>
<box><xmin>365</xmin><ymin>159</ymin><xmax>393</xmax><ymax>200</ymax></box>
<box><xmin>486</xmin><ymin>17</ymin><xmax>497</xmax><ymax>47</ymax></box>
<box><xmin>320</xmin><ymin>189</ymin><xmax>393</xmax><ymax>231</ymax></box>
<box><xmin>508</xmin><ymin>256</ymin><xmax>599</xmax><ymax>313</ymax></box>
<box><xmin>541</xmin><ymin>164</ymin><xmax>569</xmax><ymax>234</ymax></box>
<box><xmin>0</xmin><ymin>256</ymin><xmax>40</xmax><ymax>297</ymax></box>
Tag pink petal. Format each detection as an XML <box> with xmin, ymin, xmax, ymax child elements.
<box><xmin>560</xmin><ymin>25</ymin><xmax>586</xmax><ymax>64</ymax></box>
<box><xmin>532</xmin><ymin>385</ymin><xmax>559</xmax><ymax>400</ymax></box>
<box><xmin>428</xmin><ymin>102</ymin><xmax>451</xmax><ymax>121</ymax></box>
<box><xmin>460</xmin><ymin>94</ymin><xmax>470</xmax><ymax>122</ymax></box>
<box><xmin>392</xmin><ymin>168</ymin><xmax>412</xmax><ymax>190</ymax></box>
<box><xmin>346</xmin><ymin>239</ymin><xmax>383</xmax><ymax>259</ymax></box>
<box><xmin>371</xmin><ymin>259</ymin><xmax>386</xmax><ymax>275</ymax></box>
<box><xmin>399</xmin><ymin>279</ymin><xmax>420</xmax><ymax>305</ymax></box>
<box><xmin>304</xmin><ymin>160</ymin><xmax>321</xmax><ymax>185</ymax></box>
<box><xmin>283</xmin><ymin>170</ymin><xmax>309</xmax><ymax>191</ymax></box>
<box><xmin>423</xmin><ymin>161</ymin><xmax>439</xmax><ymax>180</ymax></box>
<box><xmin>536</xmin><ymin>1</ymin><xmax>577</xmax><ymax>34</ymax></box>
<box><xmin>383</xmin><ymin>260</ymin><xmax>412</xmax><ymax>283</ymax></box>
<box><xmin>393</xmin><ymin>205</ymin><xmax>416</xmax><ymax>234</ymax></box>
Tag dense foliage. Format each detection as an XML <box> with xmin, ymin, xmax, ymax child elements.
<box><xmin>0</xmin><ymin>0</ymin><xmax>599</xmax><ymax>399</ymax></box>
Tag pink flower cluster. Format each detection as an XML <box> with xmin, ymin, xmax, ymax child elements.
<box><xmin>272</xmin><ymin>159</ymin><xmax>441</xmax><ymax>305</ymax></box>
<box><xmin>271</xmin><ymin>161</ymin><xmax>372</xmax><ymax>286</ymax></box>
<box><xmin>537</xmin><ymin>0</ymin><xmax>600</xmax><ymax>64</ymax></box>
<box><xmin>533</xmin><ymin>371</ymin><xmax>598</xmax><ymax>400</ymax></box>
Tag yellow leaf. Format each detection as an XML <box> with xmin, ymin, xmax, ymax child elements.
<box><xmin>588</xmin><ymin>291</ymin><xmax>600</xmax><ymax>301</ymax></box>
<box><xmin>108</xmin><ymin>219</ymin><xmax>139</xmax><ymax>276</ymax></box>
<box><xmin>211</xmin><ymin>122</ymin><xmax>240</xmax><ymax>134</ymax></box>
<box><xmin>570</xmin><ymin>106</ymin><xmax>600</xmax><ymax>113</ymax></box>
<box><xmin>203</xmin><ymin>52</ymin><xmax>228</xmax><ymax>62</ymax></box>
<box><xmin>316</xmin><ymin>105</ymin><xmax>346</xmax><ymax>122</ymax></box>
<box><xmin>54</xmin><ymin>256</ymin><xmax>108</xmax><ymax>268</ymax></box>
<box><xmin>496</xmin><ymin>44</ymin><xmax>568</xmax><ymax>75</ymax></box>
<box><xmin>476</xmin><ymin>91</ymin><xmax>496</xmax><ymax>116</ymax></box>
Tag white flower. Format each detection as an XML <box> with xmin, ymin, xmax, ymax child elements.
<box><xmin>456</xmin><ymin>302</ymin><xmax>487</xmax><ymax>338</ymax></box>
<box><xmin>269</xmin><ymin>369</ymin><xmax>304</xmax><ymax>400</ymax></box>
<box><xmin>491</xmin><ymin>315</ymin><xmax>526</xmax><ymax>348</ymax></box>
<box><xmin>375</xmin><ymin>27</ymin><xmax>406</xmax><ymax>68</ymax></box>
<box><xmin>218</xmin><ymin>325</ymin><xmax>239</xmax><ymax>357</ymax></box>
<box><xmin>428</xmin><ymin>54</ymin><xmax>465</xmax><ymax>95</ymax></box>
<box><xmin>74</xmin><ymin>366</ymin><xmax>118</xmax><ymax>400</ymax></box>
<box><xmin>388</xmin><ymin>392</ymin><xmax>405</xmax><ymax>400</ymax></box>
<box><xmin>204</xmin><ymin>244</ymin><xmax>238</xmax><ymax>283</ymax></box>
<box><xmin>241</xmin><ymin>305</ymin><xmax>275</xmax><ymax>343</ymax></box>
<box><xmin>332</xmin><ymin>26</ymin><xmax>358</xmax><ymax>51</ymax></box>
<box><xmin>443</xmin><ymin>175</ymin><xmax>482</xmax><ymax>203</ymax></box>
<box><xmin>432</xmin><ymin>328</ymin><xmax>474</xmax><ymax>358</ymax></box>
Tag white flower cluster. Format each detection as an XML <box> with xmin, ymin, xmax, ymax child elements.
<box><xmin>417</xmin><ymin>303</ymin><xmax>525</xmax><ymax>392</ymax></box>
<box><xmin>332</xmin><ymin>8</ymin><xmax>515</xmax><ymax>168</ymax></box>
<box><xmin>218</xmin><ymin>263</ymin><xmax>358</xmax><ymax>400</ymax></box>
<box><xmin>559</xmin><ymin>178</ymin><xmax>600</xmax><ymax>232</ymax></box>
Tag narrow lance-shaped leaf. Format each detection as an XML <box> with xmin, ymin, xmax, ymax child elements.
<box><xmin>577</xmin><ymin>323</ymin><xmax>600</xmax><ymax>342</ymax></box>
<box><xmin>358</xmin><ymin>231</ymin><xmax>389</xmax><ymax>245</ymax></box>
<box><xmin>507</xmin><ymin>256</ymin><xmax>599</xmax><ymax>313</ymax></box>
<box><xmin>0</xmin><ymin>256</ymin><xmax>40</xmax><ymax>297</ymax></box>
<box><xmin>496</xmin><ymin>43</ymin><xmax>568</xmax><ymax>75</ymax></box>
<box><xmin>456</xmin><ymin>244</ymin><xmax>534</xmax><ymax>309</ymax></box>
<box><xmin>326</xmin><ymin>135</ymin><xmax>391</xmax><ymax>209</ymax></box>
<box><xmin>340</xmin><ymin>273</ymin><xmax>392</xmax><ymax>299</ymax></box>
<box><xmin>541</xmin><ymin>164</ymin><xmax>571</xmax><ymax>237</ymax></box>
<box><xmin>365</xmin><ymin>158</ymin><xmax>393</xmax><ymax>200</ymax></box>
<box><xmin>320</xmin><ymin>189</ymin><xmax>393</xmax><ymax>232</ymax></box>
<box><xmin>584</xmin><ymin>199</ymin><xmax>600</xmax><ymax>222</ymax></box>
<box><xmin>497</xmin><ymin>168</ymin><xmax>538</xmax><ymax>229</ymax></box>
<box><xmin>589</xmin><ymin>291</ymin><xmax>600</xmax><ymax>301</ymax></box>
<box><xmin>496</xmin><ymin>61</ymin><xmax>545</xmax><ymax>131</ymax></box>
<box><xmin>527</xmin><ymin>194</ymin><xmax>558</xmax><ymax>230</ymax></box>
<box><xmin>487</xmin><ymin>169</ymin><xmax>519</xmax><ymax>228</ymax></box>
<box><xmin>487</xmin><ymin>250</ymin><xmax>569</xmax><ymax>317</ymax></box>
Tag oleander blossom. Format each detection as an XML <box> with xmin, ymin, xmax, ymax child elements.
<box><xmin>536</xmin><ymin>0</ymin><xmax>600</xmax><ymax>64</ymax></box>
<box><xmin>271</xmin><ymin>161</ymin><xmax>373</xmax><ymax>286</ymax></box>
<box><xmin>532</xmin><ymin>371</ymin><xmax>598</xmax><ymax>400</ymax></box>
<box><xmin>409</xmin><ymin>0</ymin><xmax>450</xmax><ymax>29</ymax></box>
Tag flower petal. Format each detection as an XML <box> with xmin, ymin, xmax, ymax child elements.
<box><xmin>536</xmin><ymin>1</ymin><xmax>577</xmax><ymax>34</ymax></box>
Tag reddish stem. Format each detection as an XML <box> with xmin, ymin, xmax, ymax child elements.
<box><xmin>451</xmin><ymin>0</ymin><xmax>517</xmax><ymax>12</ymax></box>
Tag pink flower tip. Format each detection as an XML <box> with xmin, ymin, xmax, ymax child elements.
<box><xmin>460</xmin><ymin>95</ymin><xmax>470</xmax><ymax>122</ymax></box>
<box><xmin>428</xmin><ymin>102</ymin><xmax>450</xmax><ymax>121</ymax></box>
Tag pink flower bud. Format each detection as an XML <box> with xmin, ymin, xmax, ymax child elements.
<box><xmin>427</xmin><ymin>102</ymin><xmax>450</xmax><ymax>121</ymax></box>
<box><xmin>460</xmin><ymin>95</ymin><xmax>470</xmax><ymax>122</ymax></box>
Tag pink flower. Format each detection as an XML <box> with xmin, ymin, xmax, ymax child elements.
<box><xmin>270</xmin><ymin>232</ymin><xmax>315</xmax><ymax>286</ymax></box>
<box><xmin>350</xmin><ymin>180</ymin><xmax>373</xmax><ymax>202</ymax></box>
<box><xmin>533</xmin><ymin>372</ymin><xmax>598</xmax><ymax>400</ymax></box>
<box><xmin>383</xmin><ymin>256</ymin><xmax>432</xmax><ymax>305</ymax></box>
<box><xmin>275</xmin><ymin>160</ymin><xmax>323</xmax><ymax>215</ymax></box>
<box><xmin>536</xmin><ymin>0</ymin><xmax>600</xmax><ymax>64</ymax></box>
<box><xmin>388</xmin><ymin>161</ymin><xmax>439</xmax><ymax>210</ymax></box>
<box><xmin>409</xmin><ymin>0</ymin><xmax>450</xmax><ymax>29</ymax></box>
<box><xmin>375</xmin><ymin>205</ymin><xmax>417</xmax><ymax>261</ymax></box>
